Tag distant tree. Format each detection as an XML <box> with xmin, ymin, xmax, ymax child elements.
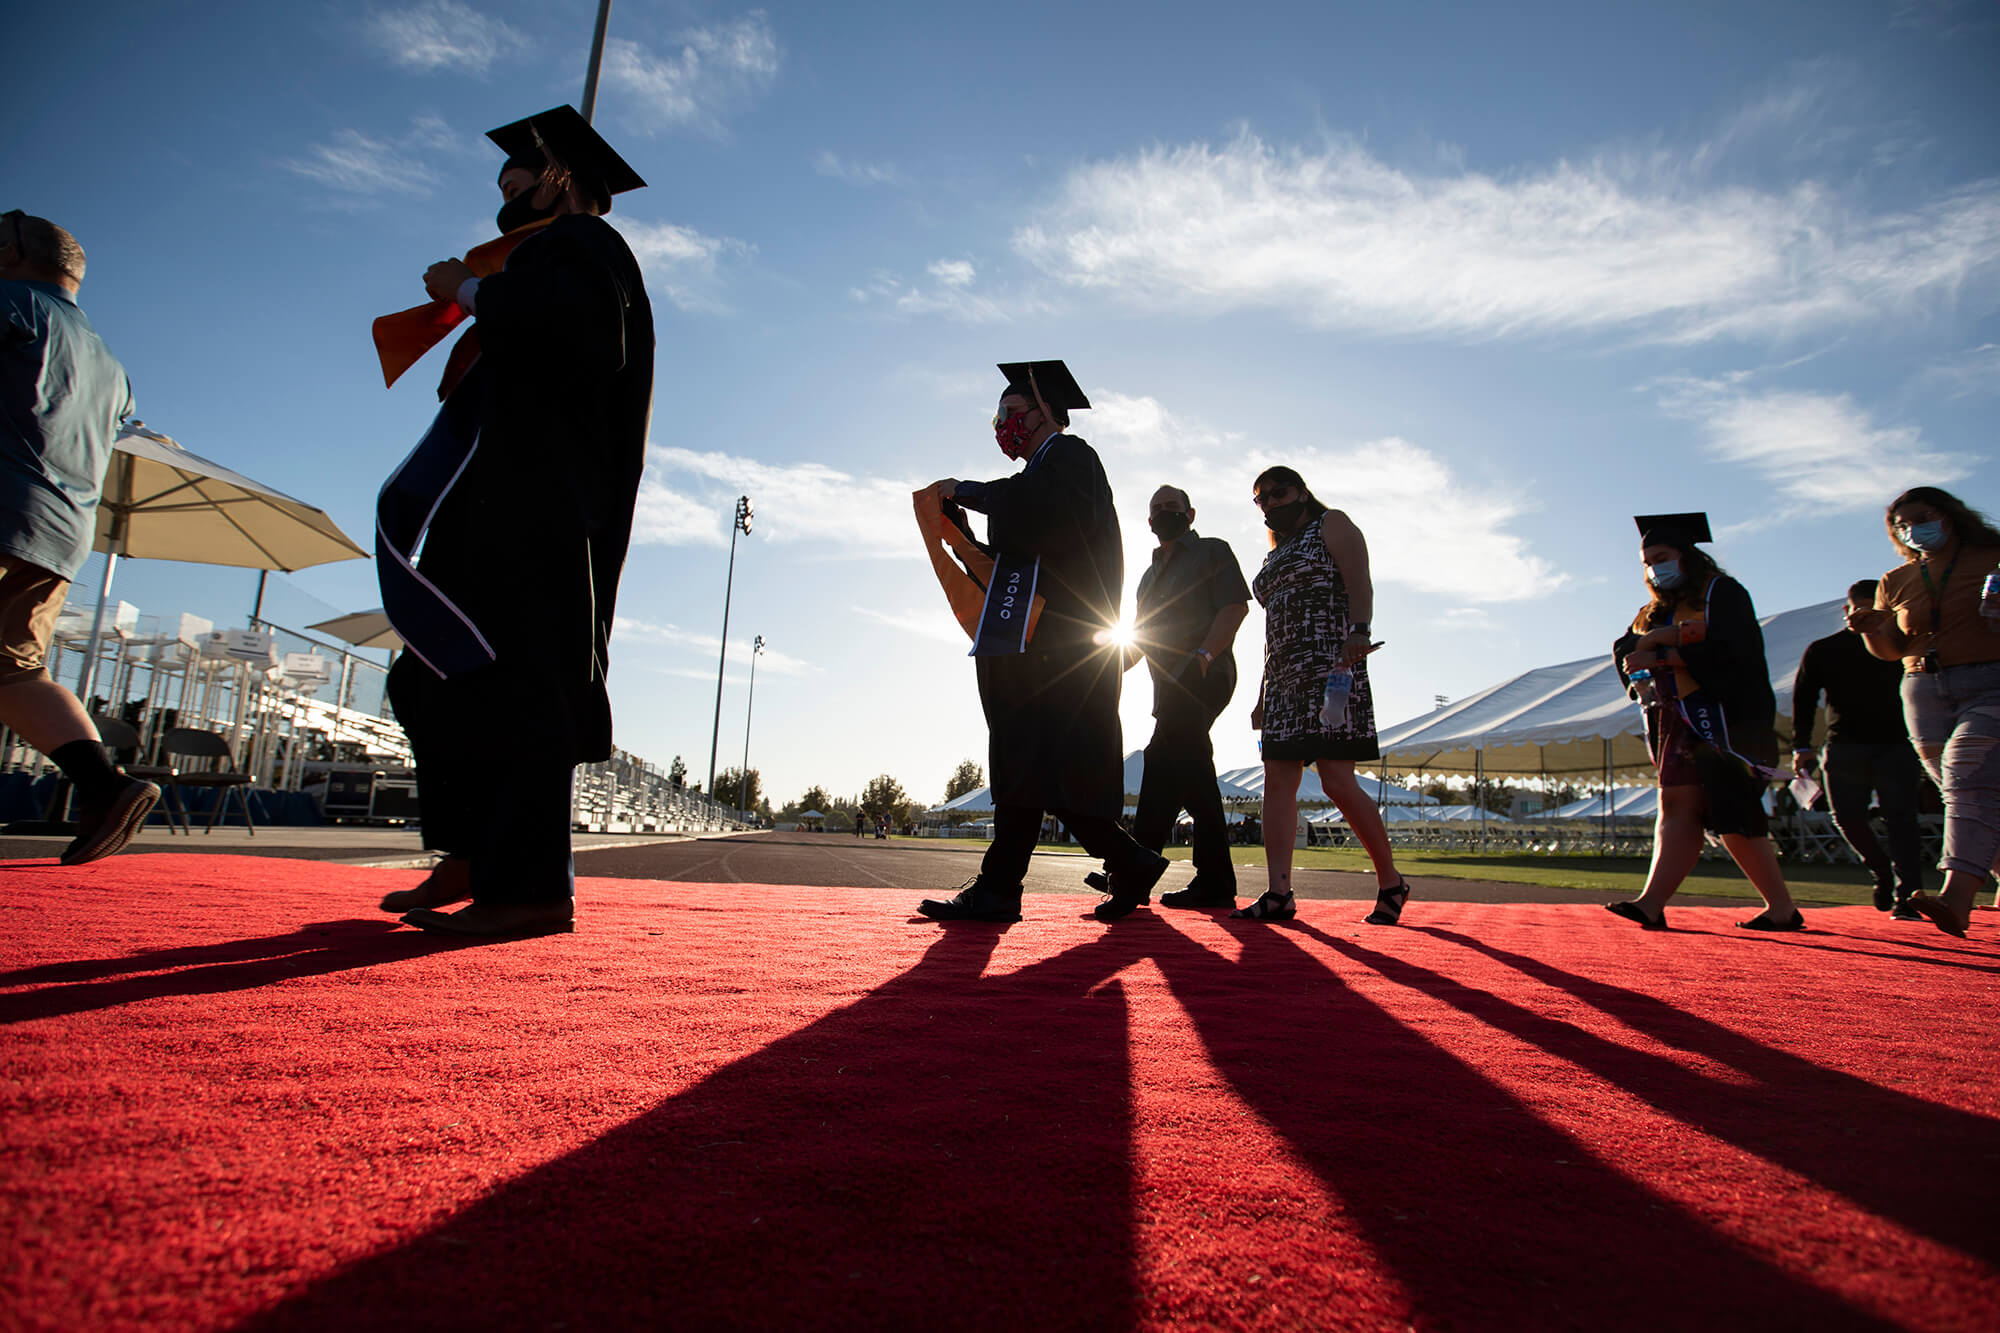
<box><xmin>943</xmin><ymin>759</ymin><xmax>984</xmax><ymax>803</ymax></box>
<box><xmin>861</xmin><ymin>773</ymin><xmax>911</xmax><ymax>824</ymax></box>
<box><xmin>799</xmin><ymin>784</ymin><xmax>833</xmax><ymax>814</ymax></box>
<box><xmin>668</xmin><ymin>755</ymin><xmax>687</xmax><ymax>787</ymax></box>
<box><xmin>713</xmin><ymin>767</ymin><xmax>763</xmax><ymax>812</ymax></box>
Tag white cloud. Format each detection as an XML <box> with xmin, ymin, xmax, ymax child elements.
<box><xmin>1090</xmin><ymin>393</ymin><xmax>1562</xmax><ymax>603</ymax></box>
<box><xmin>634</xmin><ymin>447</ymin><xmax>922</xmax><ymax>557</ymax></box>
<box><xmin>849</xmin><ymin>266</ymin><xmax>1047</xmax><ymax>325</ymax></box>
<box><xmin>1919</xmin><ymin>343</ymin><xmax>2000</xmax><ymax>398</ymax></box>
<box><xmin>602</xmin><ymin>12</ymin><xmax>780</xmax><ymax>135</ymax></box>
<box><xmin>1657</xmin><ymin>376</ymin><xmax>1977</xmax><ymax>510</ymax></box>
<box><xmin>631</xmin><ymin>476</ymin><xmax>724</xmax><ymax>546</ymax></box>
<box><xmin>610</xmin><ymin>218</ymin><xmax>754</xmax><ymax>312</ymax></box>
<box><xmin>364</xmin><ymin>0</ymin><xmax>526</xmax><ymax>73</ymax></box>
<box><xmin>280</xmin><ymin>119</ymin><xmax>456</xmax><ymax>198</ymax></box>
<box><xmin>927</xmin><ymin>259</ymin><xmax>976</xmax><ymax>287</ymax></box>
<box><xmin>1011</xmin><ymin>131</ymin><xmax>2000</xmax><ymax>344</ymax></box>
<box><xmin>815</xmin><ymin>151</ymin><xmax>904</xmax><ymax>186</ymax></box>
<box><xmin>612</xmin><ymin>616</ymin><xmax>812</xmax><ymax>675</ymax></box>
<box><xmin>853</xmin><ymin>605</ymin><xmax>969</xmax><ymax>647</ymax></box>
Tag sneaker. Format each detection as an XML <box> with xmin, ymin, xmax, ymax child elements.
<box><xmin>1872</xmin><ymin>880</ymin><xmax>1895</xmax><ymax>912</ymax></box>
<box><xmin>1890</xmin><ymin>901</ymin><xmax>1924</xmax><ymax>922</ymax></box>
<box><xmin>59</xmin><ymin>778</ymin><xmax>160</xmax><ymax>866</ymax></box>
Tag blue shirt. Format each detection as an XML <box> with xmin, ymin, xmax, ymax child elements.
<box><xmin>0</xmin><ymin>279</ymin><xmax>133</xmax><ymax>580</ymax></box>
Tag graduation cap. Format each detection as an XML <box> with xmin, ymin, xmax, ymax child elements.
<box><xmin>997</xmin><ymin>360</ymin><xmax>1090</xmax><ymax>414</ymax></box>
<box><xmin>487</xmin><ymin>105</ymin><xmax>646</xmax><ymax>212</ymax></box>
<box><xmin>1635</xmin><ymin>511</ymin><xmax>1712</xmax><ymax>548</ymax></box>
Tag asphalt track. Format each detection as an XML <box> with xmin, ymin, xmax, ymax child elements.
<box><xmin>571</xmin><ymin>830</ymin><xmax>1749</xmax><ymax>907</ymax></box>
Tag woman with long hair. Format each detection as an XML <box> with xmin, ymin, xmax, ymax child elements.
<box><xmin>1607</xmin><ymin>513</ymin><xmax>1802</xmax><ymax>930</ymax></box>
<box><xmin>1847</xmin><ymin>486</ymin><xmax>2000</xmax><ymax>937</ymax></box>
<box><xmin>1240</xmin><ymin>466</ymin><xmax>1410</xmax><ymax>924</ymax></box>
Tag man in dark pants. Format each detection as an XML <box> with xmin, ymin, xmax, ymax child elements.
<box><xmin>1126</xmin><ymin>485</ymin><xmax>1249</xmax><ymax>908</ymax></box>
<box><xmin>374</xmin><ymin>107</ymin><xmax>653</xmax><ymax>936</ymax></box>
<box><xmin>919</xmin><ymin>360</ymin><xmax>1168</xmax><ymax>924</ymax></box>
<box><xmin>1792</xmin><ymin>578</ymin><xmax>1928</xmax><ymax>918</ymax></box>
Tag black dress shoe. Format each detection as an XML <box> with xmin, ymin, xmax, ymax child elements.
<box><xmin>918</xmin><ymin>877</ymin><xmax>1023</xmax><ymax>923</ymax></box>
<box><xmin>1093</xmin><ymin>853</ymin><xmax>1170</xmax><ymax>922</ymax></box>
<box><xmin>1161</xmin><ymin>877</ymin><xmax>1236</xmax><ymax>909</ymax></box>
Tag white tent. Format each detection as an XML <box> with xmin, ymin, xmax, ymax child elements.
<box><xmin>1218</xmin><ymin>764</ymin><xmax>1437</xmax><ymax>808</ymax></box>
<box><xmin>1378</xmin><ymin>803</ymin><xmax>1513</xmax><ymax>825</ymax></box>
<box><xmin>1123</xmin><ymin>750</ymin><xmax>1262</xmax><ymax>801</ymax></box>
<box><xmin>1377</xmin><ymin>598</ymin><xmax>1842</xmax><ymax>779</ymax></box>
<box><xmin>1548</xmin><ymin>787</ymin><xmax>1661</xmax><ymax>821</ymax></box>
<box><xmin>930</xmin><ymin>787</ymin><xmax>996</xmax><ymax>815</ymax></box>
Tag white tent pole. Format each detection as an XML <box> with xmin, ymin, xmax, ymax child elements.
<box><xmin>1602</xmin><ymin>737</ymin><xmax>1611</xmax><ymax>853</ymax></box>
<box><xmin>76</xmin><ymin>552</ymin><xmax>117</xmax><ymax>708</ymax></box>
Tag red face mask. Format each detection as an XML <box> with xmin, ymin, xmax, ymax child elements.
<box><xmin>994</xmin><ymin>409</ymin><xmax>1036</xmax><ymax>460</ymax></box>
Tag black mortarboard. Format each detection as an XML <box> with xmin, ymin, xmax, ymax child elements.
<box><xmin>996</xmin><ymin>360</ymin><xmax>1090</xmax><ymax>413</ymax></box>
<box><xmin>1635</xmin><ymin>512</ymin><xmax>1712</xmax><ymax>548</ymax></box>
<box><xmin>487</xmin><ymin>105</ymin><xmax>646</xmax><ymax>212</ymax></box>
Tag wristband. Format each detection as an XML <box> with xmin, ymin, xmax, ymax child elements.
<box><xmin>1195</xmin><ymin>648</ymin><xmax>1214</xmax><ymax>663</ymax></box>
<box><xmin>1348</xmin><ymin>622</ymin><xmax>1370</xmax><ymax>636</ymax></box>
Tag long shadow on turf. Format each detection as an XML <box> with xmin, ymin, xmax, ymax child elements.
<box><xmin>249</xmin><ymin>926</ymin><xmax>1143</xmax><ymax>1332</ymax></box>
<box><xmin>0</xmin><ymin>921</ymin><xmax>484</xmax><ymax>1024</ymax></box>
<box><xmin>1365</xmin><ymin>925</ymin><xmax>1999</xmax><ymax>1267</ymax></box>
<box><xmin>1141</xmin><ymin>916</ymin><xmax>1895</xmax><ymax>1331</ymax></box>
<box><xmin>252</xmin><ymin>914</ymin><xmax>1896</xmax><ymax>1332</ymax></box>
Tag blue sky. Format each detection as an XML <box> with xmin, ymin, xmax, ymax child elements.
<box><xmin>7</xmin><ymin>0</ymin><xmax>1997</xmax><ymax>807</ymax></box>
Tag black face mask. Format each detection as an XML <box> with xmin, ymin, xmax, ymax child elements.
<box><xmin>1150</xmin><ymin>512</ymin><xmax>1190</xmax><ymax>541</ymax></box>
<box><xmin>1263</xmin><ymin>499</ymin><xmax>1307</xmax><ymax>533</ymax></box>
<box><xmin>496</xmin><ymin>189</ymin><xmax>559</xmax><ymax>236</ymax></box>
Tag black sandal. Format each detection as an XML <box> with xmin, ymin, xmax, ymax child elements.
<box><xmin>1736</xmin><ymin>909</ymin><xmax>1806</xmax><ymax>932</ymax></box>
<box><xmin>1364</xmin><ymin>880</ymin><xmax>1411</xmax><ymax>926</ymax></box>
<box><xmin>1606</xmin><ymin>900</ymin><xmax>1668</xmax><ymax>931</ymax></box>
<box><xmin>1231</xmin><ymin>890</ymin><xmax>1296</xmax><ymax>921</ymax></box>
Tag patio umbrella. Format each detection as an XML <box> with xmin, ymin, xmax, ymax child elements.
<box><xmin>77</xmin><ymin>421</ymin><xmax>369</xmax><ymax>701</ymax></box>
<box><xmin>305</xmin><ymin>608</ymin><xmax>402</xmax><ymax>650</ymax></box>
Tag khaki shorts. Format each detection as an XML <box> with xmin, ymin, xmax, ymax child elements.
<box><xmin>0</xmin><ymin>554</ymin><xmax>69</xmax><ymax>685</ymax></box>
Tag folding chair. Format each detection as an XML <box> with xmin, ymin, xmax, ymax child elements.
<box><xmin>159</xmin><ymin>727</ymin><xmax>257</xmax><ymax>836</ymax></box>
<box><xmin>91</xmin><ymin>714</ymin><xmax>190</xmax><ymax>834</ymax></box>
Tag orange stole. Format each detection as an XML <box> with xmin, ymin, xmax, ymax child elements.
<box><xmin>913</xmin><ymin>484</ymin><xmax>1044</xmax><ymax>645</ymax></box>
<box><xmin>370</xmin><ymin>218</ymin><xmax>557</xmax><ymax>396</ymax></box>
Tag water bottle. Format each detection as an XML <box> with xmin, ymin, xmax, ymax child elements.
<box><xmin>1982</xmin><ymin>570</ymin><xmax>2000</xmax><ymax>627</ymax></box>
<box><xmin>1628</xmin><ymin>667</ymin><xmax>1657</xmax><ymax>706</ymax></box>
<box><xmin>1319</xmin><ymin>666</ymin><xmax>1353</xmax><ymax>729</ymax></box>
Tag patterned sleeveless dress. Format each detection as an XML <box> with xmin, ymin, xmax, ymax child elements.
<box><xmin>1252</xmin><ymin>512</ymin><xmax>1380</xmax><ymax>762</ymax></box>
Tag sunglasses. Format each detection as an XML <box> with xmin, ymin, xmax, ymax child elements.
<box><xmin>991</xmin><ymin>404</ymin><xmax>1039</xmax><ymax>430</ymax></box>
<box><xmin>1252</xmin><ymin>488</ymin><xmax>1298</xmax><ymax>510</ymax></box>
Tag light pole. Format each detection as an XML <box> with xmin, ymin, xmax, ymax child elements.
<box><xmin>740</xmin><ymin>635</ymin><xmax>764</xmax><ymax>820</ymax></box>
<box><xmin>707</xmin><ymin>495</ymin><xmax>752</xmax><ymax>799</ymax></box>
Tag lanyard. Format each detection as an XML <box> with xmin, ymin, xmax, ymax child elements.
<box><xmin>1919</xmin><ymin>550</ymin><xmax>1960</xmax><ymax>643</ymax></box>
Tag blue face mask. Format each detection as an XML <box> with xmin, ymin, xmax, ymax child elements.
<box><xmin>1646</xmin><ymin>560</ymin><xmax>1684</xmax><ymax>591</ymax></box>
<box><xmin>1900</xmin><ymin>520</ymin><xmax>1948</xmax><ymax>553</ymax></box>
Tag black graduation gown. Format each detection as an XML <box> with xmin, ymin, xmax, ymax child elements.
<box><xmin>968</xmin><ymin>434</ymin><xmax>1125</xmax><ymax>818</ymax></box>
<box><xmin>1613</xmin><ymin>575</ymin><xmax>1779</xmax><ymax>768</ymax></box>
<box><xmin>410</xmin><ymin>213</ymin><xmax>654</xmax><ymax>764</ymax></box>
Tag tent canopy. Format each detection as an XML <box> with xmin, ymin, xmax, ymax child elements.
<box><xmin>1218</xmin><ymin>764</ymin><xmax>1436</xmax><ymax>807</ymax></box>
<box><xmin>1377</xmin><ymin>598</ymin><xmax>1841</xmax><ymax>779</ymax></box>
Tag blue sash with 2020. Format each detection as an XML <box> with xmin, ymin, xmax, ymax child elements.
<box><xmin>970</xmin><ymin>553</ymin><xmax>1039</xmax><ymax>656</ymax></box>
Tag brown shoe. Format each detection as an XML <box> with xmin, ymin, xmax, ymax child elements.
<box><xmin>401</xmin><ymin>900</ymin><xmax>576</xmax><ymax>936</ymax></box>
<box><xmin>380</xmin><ymin>855</ymin><xmax>472</xmax><ymax>912</ymax></box>
<box><xmin>60</xmin><ymin>778</ymin><xmax>161</xmax><ymax>866</ymax></box>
